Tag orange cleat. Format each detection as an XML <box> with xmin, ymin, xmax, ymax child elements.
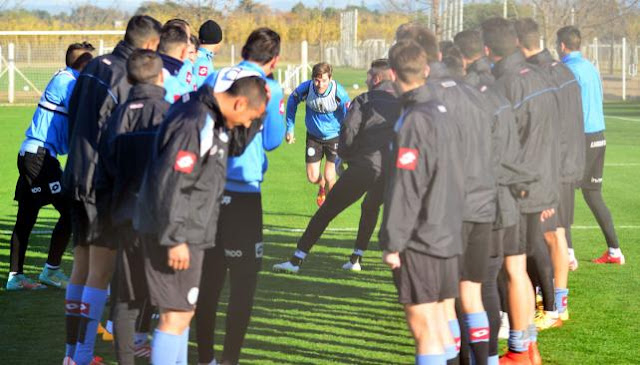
<box><xmin>500</xmin><ymin>350</ymin><xmax>532</xmax><ymax>365</ymax></box>
<box><xmin>592</xmin><ymin>251</ymin><xmax>625</xmax><ymax>265</ymax></box>
<box><xmin>529</xmin><ymin>342</ymin><xmax>542</xmax><ymax>365</ymax></box>
<box><xmin>316</xmin><ymin>186</ymin><xmax>326</xmax><ymax>207</ymax></box>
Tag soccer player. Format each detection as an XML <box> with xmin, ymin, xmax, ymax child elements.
<box><xmin>94</xmin><ymin>49</ymin><xmax>169</xmax><ymax>365</ymax></box>
<box><xmin>285</xmin><ymin>62</ymin><xmax>350</xmax><ymax>206</ymax></box>
<box><xmin>381</xmin><ymin>39</ymin><xmax>465</xmax><ymax>365</ymax></box>
<box><xmin>159</xmin><ymin>24</ymin><xmax>190</xmax><ymax>103</ymax></box>
<box><xmin>481</xmin><ymin>17</ymin><xmax>559</xmax><ymax>364</ymax></box>
<box><xmin>62</xmin><ymin>15</ymin><xmax>162</xmax><ymax>365</ymax></box>
<box><xmin>194</xmin><ymin>19</ymin><xmax>223</xmax><ymax>88</ymax></box>
<box><xmin>516</xmin><ymin>18</ymin><xmax>585</xmax><ymax>327</ymax></box>
<box><xmin>556</xmin><ymin>25</ymin><xmax>626</xmax><ymax>266</ymax></box>
<box><xmin>133</xmin><ymin>69</ymin><xmax>267</xmax><ymax>365</ymax></box>
<box><xmin>6</xmin><ymin>42</ymin><xmax>94</xmax><ymax>291</ymax></box>
<box><xmin>272</xmin><ymin>59</ymin><xmax>400</xmax><ymax>274</ymax></box>
<box><xmin>195</xmin><ymin>27</ymin><xmax>284</xmax><ymax>365</ymax></box>
<box><xmin>397</xmin><ymin>24</ymin><xmax>497</xmax><ymax>365</ymax></box>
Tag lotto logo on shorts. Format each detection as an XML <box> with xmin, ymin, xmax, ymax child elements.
<box><xmin>307</xmin><ymin>147</ymin><xmax>316</xmax><ymax>157</ymax></box>
<box><xmin>174</xmin><ymin>150</ymin><xmax>197</xmax><ymax>174</ymax></box>
<box><xmin>221</xmin><ymin>196</ymin><xmax>232</xmax><ymax>205</ymax></box>
<box><xmin>187</xmin><ymin>287</ymin><xmax>199</xmax><ymax>305</ymax></box>
<box><xmin>31</xmin><ymin>186</ymin><xmax>42</xmax><ymax>194</ymax></box>
<box><xmin>470</xmin><ymin>327</ymin><xmax>490</xmax><ymax>341</ymax></box>
<box><xmin>396</xmin><ymin>148</ymin><xmax>418</xmax><ymax>170</ymax></box>
<box><xmin>198</xmin><ymin>66</ymin><xmax>208</xmax><ymax>76</ymax></box>
<box><xmin>225</xmin><ymin>249</ymin><xmax>243</xmax><ymax>258</ymax></box>
<box><xmin>49</xmin><ymin>181</ymin><xmax>61</xmax><ymax>194</ymax></box>
<box><xmin>255</xmin><ymin>242</ymin><xmax>264</xmax><ymax>258</ymax></box>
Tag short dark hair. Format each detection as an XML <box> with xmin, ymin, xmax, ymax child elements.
<box><xmin>395</xmin><ymin>23</ymin><xmax>439</xmax><ymax>63</ymax></box>
<box><xmin>369</xmin><ymin>58</ymin><xmax>392</xmax><ymax>81</ymax></box>
<box><xmin>158</xmin><ymin>24</ymin><xmax>188</xmax><ymax>54</ymax></box>
<box><xmin>389</xmin><ymin>40</ymin><xmax>427</xmax><ymax>84</ymax></box>
<box><xmin>190</xmin><ymin>34</ymin><xmax>200</xmax><ymax>50</ymax></box>
<box><xmin>557</xmin><ymin>26</ymin><xmax>581</xmax><ymax>51</ymax></box>
<box><xmin>454</xmin><ymin>30</ymin><xmax>484</xmax><ymax>59</ymax></box>
<box><xmin>442</xmin><ymin>45</ymin><xmax>464</xmax><ymax>77</ymax></box>
<box><xmin>514</xmin><ymin>18</ymin><xmax>540</xmax><ymax>50</ymax></box>
<box><xmin>241</xmin><ymin>28</ymin><xmax>281</xmax><ymax>64</ymax></box>
<box><xmin>65</xmin><ymin>41</ymin><xmax>95</xmax><ymax>68</ymax></box>
<box><xmin>481</xmin><ymin>17</ymin><xmax>518</xmax><ymax>57</ymax></box>
<box><xmin>124</xmin><ymin>15</ymin><xmax>162</xmax><ymax>49</ymax></box>
<box><xmin>312</xmin><ymin>62</ymin><xmax>332</xmax><ymax>79</ymax></box>
<box><xmin>127</xmin><ymin>49</ymin><xmax>163</xmax><ymax>85</ymax></box>
<box><xmin>226</xmin><ymin>76</ymin><xmax>268</xmax><ymax>110</ymax></box>
<box><xmin>165</xmin><ymin>18</ymin><xmax>191</xmax><ymax>33</ymax></box>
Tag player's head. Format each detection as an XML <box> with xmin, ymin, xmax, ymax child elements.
<box><xmin>199</xmin><ymin>19</ymin><xmax>223</xmax><ymax>53</ymax></box>
<box><xmin>514</xmin><ymin>18</ymin><xmax>542</xmax><ymax>55</ymax></box>
<box><xmin>481</xmin><ymin>17</ymin><xmax>519</xmax><ymax>62</ymax></box>
<box><xmin>188</xmin><ymin>35</ymin><xmax>199</xmax><ymax>63</ymax></box>
<box><xmin>241</xmin><ymin>27</ymin><xmax>281</xmax><ymax>72</ymax></box>
<box><xmin>312</xmin><ymin>62</ymin><xmax>333</xmax><ymax>94</ymax></box>
<box><xmin>389</xmin><ymin>39</ymin><xmax>428</xmax><ymax>93</ymax></box>
<box><xmin>454</xmin><ymin>29</ymin><xmax>484</xmax><ymax>65</ymax></box>
<box><xmin>66</xmin><ymin>41</ymin><xmax>95</xmax><ymax>71</ymax></box>
<box><xmin>159</xmin><ymin>24</ymin><xmax>189</xmax><ymax>61</ymax></box>
<box><xmin>439</xmin><ymin>40</ymin><xmax>455</xmax><ymax>57</ymax></box>
<box><xmin>366</xmin><ymin>58</ymin><xmax>393</xmax><ymax>90</ymax></box>
<box><xmin>165</xmin><ymin>18</ymin><xmax>191</xmax><ymax>39</ymax></box>
<box><xmin>442</xmin><ymin>44</ymin><xmax>465</xmax><ymax>77</ymax></box>
<box><xmin>395</xmin><ymin>23</ymin><xmax>440</xmax><ymax>64</ymax></box>
<box><xmin>556</xmin><ymin>26</ymin><xmax>581</xmax><ymax>57</ymax></box>
<box><xmin>127</xmin><ymin>49</ymin><xmax>163</xmax><ymax>86</ymax></box>
<box><xmin>216</xmin><ymin>75</ymin><xmax>268</xmax><ymax>129</ymax></box>
<box><xmin>124</xmin><ymin>15</ymin><xmax>162</xmax><ymax>51</ymax></box>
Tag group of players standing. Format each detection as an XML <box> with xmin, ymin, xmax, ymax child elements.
<box><xmin>5</xmin><ymin>10</ymin><xmax>625</xmax><ymax>365</ymax></box>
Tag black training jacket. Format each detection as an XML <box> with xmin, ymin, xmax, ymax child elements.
<box><xmin>338</xmin><ymin>80</ymin><xmax>401</xmax><ymax>174</ymax></box>
<box><xmin>379</xmin><ymin>85</ymin><xmax>465</xmax><ymax>257</ymax></box>
<box><xmin>427</xmin><ymin>62</ymin><xmax>497</xmax><ymax>224</ymax></box>
<box><xmin>94</xmin><ymin>83</ymin><xmax>170</xmax><ymax>232</ymax></box>
<box><xmin>63</xmin><ymin>41</ymin><xmax>135</xmax><ymax>204</ymax></box>
<box><xmin>493</xmin><ymin>51</ymin><xmax>560</xmax><ymax>213</ymax></box>
<box><xmin>527</xmin><ymin>49</ymin><xmax>585</xmax><ymax>185</ymax></box>
<box><xmin>133</xmin><ymin>86</ymin><xmax>260</xmax><ymax>249</ymax></box>
<box><xmin>466</xmin><ymin>57</ymin><xmax>537</xmax><ymax>229</ymax></box>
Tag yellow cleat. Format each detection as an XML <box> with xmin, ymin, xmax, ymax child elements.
<box><xmin>535</xmin><ymin>310</ymin><xmax>563</xmax><ymax>330</ymax></box>
<box><xmin>560</xmin><ymin>308</ymin><xmax>570</xmax><ymax>321</ymax></box>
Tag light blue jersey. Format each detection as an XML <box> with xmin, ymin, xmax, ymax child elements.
<box><xmin>178</xmin><ymin>58</ymin><xmax>196</xmax><ymax>92</ymax></box>
<box><xmin>22</xmin><ymin>67</ymin><xmax>79</xmax><ymax>157</ymax></box>
<box><xmin>286</xmin><ymin>80</ymin><xmax>350</xmax><ymax>140</ymax></box>
<box><xmin>193</xmin><ymin>47</ymin><xmax>215</xmax><ymax>88</ymax></box>
<box><xmin>562</xmin><ymin>51</ymin><xmax>606</xmax><ymax>133</ymax></box>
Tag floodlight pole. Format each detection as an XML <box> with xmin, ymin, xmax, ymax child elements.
<box><xmin>622</xmin><ymin>37</ymin><xmax>627</xmax><ymax>101</ymax></box>
<box><xmin>8</xmin><ymin>43</ymin><xmax>15</xmax><ymax>104</ymax></box>
<box><xmin>503</xmin><ymin>0</ymin><xmax>508</xmax><ymax>18</ymax></box>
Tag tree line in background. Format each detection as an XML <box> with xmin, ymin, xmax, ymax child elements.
<box><xmin>0</xmin><ymin>0</ymin><xmax>639</xmax><ymax>46</ymax></box>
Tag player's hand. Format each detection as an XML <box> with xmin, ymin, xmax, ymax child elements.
<box><xmin>286</xmin><ymin>132</ymin><xmax>296</xmax><ymax>144</ymax></box>
<box><xmin>168</xmin><ymin>243</ymin><xmax>190</xmax><ymax>271</ymax></box>
<box><xmin>383</xmin><ymin>251</ymin><xmax>401</xmax><ymax>270</ymax></box>
<box><xmin>540</xmin><ymin>208</ymin><xmax>556</xmax><ymax>222</ymax></box>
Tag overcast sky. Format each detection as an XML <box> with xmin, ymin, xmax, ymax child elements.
<box><xmin>17</xmin><ymin>0</ymin><xmax>382</xmax><ymax>14</ymax></box>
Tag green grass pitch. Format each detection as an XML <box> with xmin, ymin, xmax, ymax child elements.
<box><xmin>0</xmin><ymin>72</ymin><xmax>639</xmax><ymax>364</ymax></box>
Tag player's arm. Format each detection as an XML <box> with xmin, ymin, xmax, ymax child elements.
<box><xmin>338</xmin><ymin>95</ymin><xmax>364</xmax><ymax>161</ymax></box>
<box><xmin>285</xmin><ymin>81</ymin><xmax>310</xmax><ymax>143</ymax></box>
<box><xmin>336</xmin><ymin>83</ymin><xmax>352</xmax><ymax>121</ymax></box>
<box><xmin>379</xmin><ymin>111</ymin><xmax>434</xmax><ymax>255</ymax></box>
<box><xmin>261</xmin><ymin>81</ymin><xmax>286</xmax><ymax>151</ymax></box>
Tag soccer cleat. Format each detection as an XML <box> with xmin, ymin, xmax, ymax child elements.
<box><xmin>499</xmin><ymin>350</ymin><xmax>532</xmax><ymax>364</ymax></box>
<box><xmin>534</xmin><ymin>310</ymin><xmax>563</xmax><ymax>330</ymax></box>
<box><xmin>528</xmin><ymin>342</ymin><xmax>542</xmax><ymax>365</ymax></box>
<box><xmin>316</xmin><ymin>186</ymin><xmax>326</xmax><ymax>207</ymax></box>
<box><xmin>134</xmin><ymin>342</ymin><xmax>151</xmax><ymax>358</ymax></box>
<box><xmin>6</xmin><ymin>273</ymin><xmax>47</xmax><ymax>291</ymax></box>
<box><xmin>62</xmin><ymin>356</ymin><xmax>75</xmax><ymax>365</ymax></box>
<box><xmin>272</xmin><ymin>261</ymin><xmax>300</xmax><ymax>274</ymax></box>
<box><xmin>97</xmin><ymin>323</ymin><xmax>105</xmax><ymax>335</ymax></box>
<box><xmin>560</xmin><ymin>308</ymin><xmax>570</xmax><ymax>321</ymax></box>
<box><xmin>90</xmin><ymin>356</ymin><xmax>105</xmax><ymax>365</ymax></box>
<box><xmin>342</xmin><ymin>260</ymin><xmax>362</xmax><ymax>271</ymax></box>
<box><xmin>39</xmin><ymin>267</ymin><xmax>69</xmax><ymax>289</ymax></box>
<box><xmin>102</xmin><ymin>325</ymin><xmax>114</xmax><ymax>342</ymax></box>
<box><xmin>498</xmin><ymin>311</ymin><xmax>510</xmax><ymax>340</ymax></box>
<box><xmin>568</xmin><ymin>256</ymin><xmax>579</xmax><ymax>271</ymax></box>
<box><xmin>592</xmin><ymin>251</ymin><xmax>625</xmax><ymax>265</ymax></box>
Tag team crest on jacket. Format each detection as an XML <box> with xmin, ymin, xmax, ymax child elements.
<box><xmin>186</xmin><ymin>71</ymin><xmax>193</xmax><ymax>84</ymax></box>
<box><xmin>174</xmin><ymin>150</ymin><xmax>197</xmax><ymax>174</ymax></box>
<box><xmin>397</xmin><ymin>148</ymin><xmax>418</xmax><ymax>170</ymax></box>
<box><xmin>279</xmin><ymin>99</ymin><xmax>285</xmax><ymax>115</ymax></box>
<box><xmin>198</xmin><ymin>66</ymin><xmax>208</xmax><ymax>76</ymax></box>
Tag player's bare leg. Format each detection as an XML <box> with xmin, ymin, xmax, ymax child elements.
<box><xmin>552</xmin><ymin>228</ymin><xmax>570</xmax><ymax>320</ymax></box>
<box><xmin>501</xmin><ymin>254</ymin><xmax>535</xmax><ymax>362</ymax></box>
<box><xmin>443</xmin><ymin>298</ymin><xmax>460</xmax><ymax>361</ymax></box>
<box><xmin>405</xmin><ymin>302</ymin><xmax>446</xmax><ymax>360</ymax></box>
<box><xmin>324</xmin><ymin>160</ymin><xmax>337</xmax><ymax>192</ymax></box>
<box><xmin>307</xmin><ymin>161</ymin><xmax>326</xmax><ymax>206</ymax></box>
<box><xmin>85</xmin><ymin>246</ymin><xmax>117</xmax><ymax>289</ymax></box>
<box><xmin>153</xmin><ymin>309</ymin><xmax>194</xmax><ymax>364</ymax></box>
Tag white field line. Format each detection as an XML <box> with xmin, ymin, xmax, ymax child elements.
<box><xmin>605</xmin><ymin>163</ymin><xmax>640</xmax><ymax>166</ymax></box>
<box><xmin>607</xmin><ymin>115</ymin><xmax>640</xmax><ymax>122</ymax></box>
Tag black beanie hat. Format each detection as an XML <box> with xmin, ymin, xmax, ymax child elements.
<box><xmin>199</xmin><ymin>20</ymin><xmax>222</xmax><ymax>45</ymax></box>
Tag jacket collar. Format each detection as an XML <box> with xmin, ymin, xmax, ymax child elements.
<box><xmin>492</xmin><ymin>50</ymin><xmax>527</xmax><ymax>79</ymax></box>
<box><xmin>526</xmin><ymin>49</ymin><xmax>555</xmax><ymax>66</ymax></box>
<box><xmin>237</xmin><ymin>60</ymin><xmax>266</xmax><ymax>78</ymax></box>
<box><xmin>400</xmin><ymin>83</ymin><xmax>432</xmax><ymax>108</ymax></box>
<box><xmin>112</xmin><ymin>40</ymin><xmax>135</xmax><ymax>61</ymax></box>
<box><xmin>428</xmin><ymin>61</ymin><xmax>450</xmax><ymax>81</ymax></box>
<box><xmin>197</xmin><ymin>85</ymin><xmax>225</xmax><ymax>128</ymax></box>
<box><xmin>128</xmin><ymin>83</ymin><xmax>166</xmax><ymax>101</ymax></box>
<box><xmin>199</xmin><ymin>47</ymin><xmax>214</xmax><ymax>60</ymax></box>
<box><xmin>160</xmin><ymin>53</ymin><xmax>184</xmax><ymax>76</ymax></box>
<box><xmin>373</xmin><ymin>80</ymin><xmax>396</xmax><ymax>94</ymax></box>
<box><xmin>562</xmin><ymin>51</ymin><xmax>582</xmax><ymax>63</ymax></box>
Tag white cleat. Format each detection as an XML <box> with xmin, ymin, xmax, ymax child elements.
<box><xmin>272</xmin><ymin>261</ymin><xmax>300</xmax><ymax>274</ymax></box>
<box><xmin>498</xmin><ymin>311</ymin><xmax>510</xmax><ymax>340</ymax></box>
<box><xmin>342</xmin><ymin>261</ymin><xmax>362</xmax><ymax>271</ymax></box>
<box><xmin>568</xmin><ymin>256</ymin><xmax>579</xmax><ymax>271</ymax></box>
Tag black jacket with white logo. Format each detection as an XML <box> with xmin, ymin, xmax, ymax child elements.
<box><xmin>379</xmin><ymin>85</ymin><xmax>465</xmax><ymax>258</ymax></box>
<box><xmin>493</xmin><ymin>51</ymin><xmax>560</xmax><ymax>213</ymax></box>
<box><xmin>63</xmin><ymin>41</ymin><xmax>135</xmax><ymax>205</ymax></box>
<box><xmin>427</xmin><ymin>62</ymin><xmax>497</xmax><ymax>224</ymax></box>
<box><xmin>134</xmin><ymin>86</ymin><xmax>260</xmax><ymax>248</ymax></box>
<box><xmin>338</xmin><ymin>80</ymin><xmax>401</xmax><ymax>174</ymax></box>
<box><xmin>527</xmin><ymin>49</ymin><xmax>585</xmax><ymax>185</ymax></box>
<box><xmin>94</xmin><ymin>83</ymin><xmax>170</xmax><ymax>231</ymax></box>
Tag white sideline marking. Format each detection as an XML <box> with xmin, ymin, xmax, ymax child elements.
<box><xmin>607</xmin><ymin>115</ymin><xmax>640</xmax><ymax>122</ymax></box>
<box><xmin>605</xmin><ymin>163</ymin><xmax>640</xmax><ymax>166</ymax></box>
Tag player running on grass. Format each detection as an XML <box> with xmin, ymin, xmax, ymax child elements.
<box><xmin>285</xmin><ymin>62</ymin><xmax>350</xmax><ymax>206</ymax></box>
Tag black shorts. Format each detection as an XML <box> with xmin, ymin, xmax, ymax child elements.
<box><xmin>206</xmin><ymin>191</ymin><xmax>263</xmax><ymax>271</ymax></box>
<box><xmin>556</xmin><ymin>183</ymin><xmax>575</xmax><ymax>228</ymax></box>
<box><xmin>393</xmin><ymin>250</ymin><xmax>459</xmax><ymax>304</ymax></box>
<box><xmin>14</xmin><ymin>149</ymin><xmax>64</xmax><ymax>205</ymax></box>
<box><xmin>460</xmin><ymin>222</ymin><xmax>492</xmax><ymax>283</ymax></box>
<box><xmin>143</xmin><ymin>236</ymin><xmax>205</xmax><ymax>311</ymax></box>
<box><xmin>501</xmin><ymin>224</ymin><xmax>521</xmax><ymax>257</ymax></box>
<box><xmin>70</xmin><ymin>201</ymin><xmax>111</xmax><ymax>248</ymax></box>
<box><xmin>581</xmin><ymin>131</ymin><xmax>606</xmax><ymax>190</ymax></box>
<box><xmin>541</xmin><ymin>213</ymin><xmax>558</xmax><ymax>233</ymax></box>
<box><xmin>305</xmin><ymin>133</ymin><xmax>339</xmax><ymax>163</ymax></box>
<box><xmin>520</xmin><ymin>212</ymin><xmax>546</xmax><ymax>256</ymax></box>
<box><xmin>113</xmin><ymin>223</ymin><xmax>148</xmax><ymax>303</ymax></box>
